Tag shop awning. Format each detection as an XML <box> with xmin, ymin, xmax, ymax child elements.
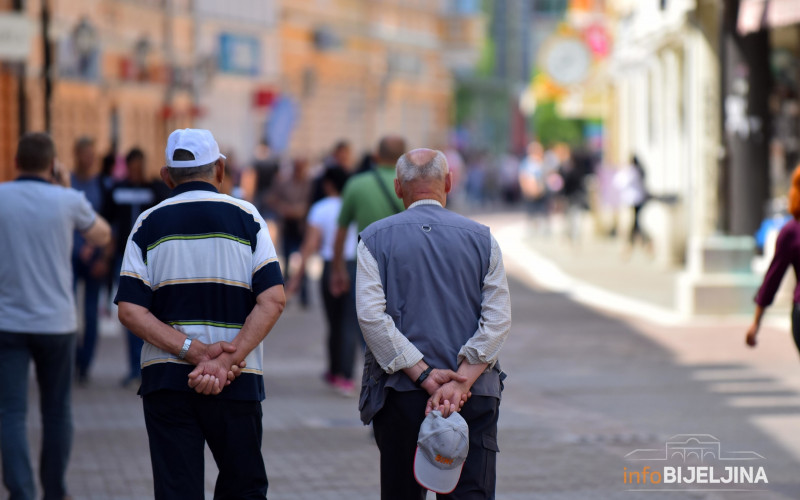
<box><xmin>738</xmin><ymin>0</ymin><xmax>800</xmax><ymax>35</ymax></box>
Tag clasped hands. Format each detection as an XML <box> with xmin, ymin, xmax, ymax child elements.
<box><xmin>420</xmin><ymin>369</ymin><xmax>473</xmax><ymax>418</ymax></box>
<box><xmin>186</xmin><ymin>341</ymin><xmax>246</xmax><ymax>396</ymax></box>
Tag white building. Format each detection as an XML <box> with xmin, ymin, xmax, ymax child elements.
<box><xmin>606</xmin><ymin>0</ymin><xmax>721</xmax><ymax>267</ymax></box>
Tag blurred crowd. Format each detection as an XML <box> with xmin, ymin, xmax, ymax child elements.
<box><xmin>62</xmin><ymin>132</ymin><xmax>656</xmax><ymax>392</ymax></box>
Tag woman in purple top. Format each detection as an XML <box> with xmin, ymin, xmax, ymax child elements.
<box><xmin>747</xmin><ymin>166</ymin><xmax>800</xmax><ymax>349</ymax></box>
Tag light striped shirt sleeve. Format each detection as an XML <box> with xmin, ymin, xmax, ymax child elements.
<box><xmin>251</xmin><ymin>215</ymin><xmax>284</xmax><ymax>295</ymax></box>
<box><xmin>356</xmin><ymin>241</ymin><xmax>424</xmax><ymax>374</ymax></box>
<box><xmin>457</xmin><ymin>235</ymin><xmax>511</xmax><ymax>369</ymax></box>
<box><xmin>115</xmin><ymin>220</ymin><xmax>153</xmax><ymax>308</ymax></box>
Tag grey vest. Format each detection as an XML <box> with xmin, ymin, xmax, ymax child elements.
<box><xmin>358</xmin><ymin>204</ymin><xmax>504</xmax><ymax>424</ymax></box>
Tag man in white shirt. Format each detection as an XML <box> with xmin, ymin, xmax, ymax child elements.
<box><xmin>0</xmin><ymin>133</ymin><xmax>111</xmax><ymax>500</ymax></box>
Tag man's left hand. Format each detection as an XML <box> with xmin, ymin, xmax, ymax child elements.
<box><xmin>426</xmin><ymin>380</ymin><xmax>472</xmax><ymax>418</ymax></box>
<box><xmin>187</xmin><ymin>353</ymin><xmax>246</xmax><ymax>395</ymax></box>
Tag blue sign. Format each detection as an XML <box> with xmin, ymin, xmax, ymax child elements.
<box><xmin>265</xmin><ymin>96</ymin><xmax>298</xmax><ymax>154</ymax></box>
<box><xmin>219</xmin><ymin>33</ymin><xmax>260</xmax><ymax>76</ymax></box>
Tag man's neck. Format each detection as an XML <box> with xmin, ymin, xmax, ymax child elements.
<box><xmin>17</xmin><ymin>171</ymin><xmax>49</xmax><ymax>181</ymax></box>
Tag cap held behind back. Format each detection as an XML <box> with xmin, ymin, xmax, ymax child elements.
<box><xmin>414</xmin><ymin>410</ymin><xmax>469</xmax><ymax>494</ymax></box>
<box><xmin>165</xmin><ymin>128</ymin><xmax>226</xmax><ymax>168</ymax></box>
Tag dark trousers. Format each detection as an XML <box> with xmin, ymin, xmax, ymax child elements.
<box><xmin>72</xmin><ymin>258</ymin><xmax>101</xmax><ymax>378</ymax></box>
<box><xmin>142</xmin><ymin>390</ymin><xmax>268</xmax><ymax>500</ymax></box>
<box><xmin>125</xmin><ymin>331</ymin><xmax>143</xmax><ymax>379</ymax></box>
<box><xmin>791</xmin><ymin>304</ymin><xmax>800</xmax><ymax>354</ymax></box>
<box><xmin>372</xmin><ymin>390</ymin><xmax>500</xmax><ymax>500</ymax></box>
<box><xmin>282</xmin><ymin>222</ymin><xmax>308</xmax><ymax>306</ymax></box>
<box><xmin>0</xmin><ymin>332</ymin><xmax>75</xmax><ymax>500</ymax></box>
<box><xmin>320</xmin><ymin>260</ymin><xmax>362</xmax><ymax>379</ymax></box>
<box><xmin>629</xmin><ymin>203</ymin><xmax>650</xmax><ymax>245</ymax></box>
<box><xmin>115</xmin><ymin>255</ymin><xmax>142</xmax><ymax>380</ymax></box>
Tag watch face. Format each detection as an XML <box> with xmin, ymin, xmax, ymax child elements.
<box><xmin>543</xmin><ymin>37</ymin><xmax>592</xmax><ymax>86</ymax></box>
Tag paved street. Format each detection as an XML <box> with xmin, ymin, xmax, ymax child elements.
<box><xmin>11</xmin><ymin>213</ymin><xmax>800</xmax><ymax>499</ymax></box>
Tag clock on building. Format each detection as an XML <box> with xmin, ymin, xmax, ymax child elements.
<box><xmin>541</xmin><ymin>36</ymin><xmax>592</xmax><ymax>86</ymax></box>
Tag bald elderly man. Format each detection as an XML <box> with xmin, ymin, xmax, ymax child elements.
<box><xmin>356</xmin><ymin>148</ymin><xmax>512</xmax><ymax>499</ymax></box>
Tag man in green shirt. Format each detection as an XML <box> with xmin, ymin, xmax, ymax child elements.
<box><xmin>330</xmin><ymin>136</ymin><xmax>406</xmax><ymax>297</ymax></box>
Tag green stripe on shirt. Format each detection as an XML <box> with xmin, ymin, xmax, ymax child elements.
<box><xmin>167</xmin><ymin>320</ymin><xmax>244</xmax><ymax>329</ymax></box>
<box><xmin>147</xmin><ymin>233</ymin><xmax>251</xmax><ymax>252</ymax></box>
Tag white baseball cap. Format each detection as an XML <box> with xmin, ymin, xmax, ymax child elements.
<box><xmin>413</xmin><ymin>410</ymin><xmax>469</xmax><ymax>494</ymax></box>
<box><xmin>165</xmin><ymin>128</ymin><xmax>226</xmax><ymax>168</ymax></box>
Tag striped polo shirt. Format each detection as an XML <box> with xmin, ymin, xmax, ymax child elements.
<box><xmin>114</xmin><ymin>181</ymin><xmax>283</xmax><ymax>400</ymax></box>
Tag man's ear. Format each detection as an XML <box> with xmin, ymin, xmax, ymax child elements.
<box><xmin>394</xmin><ymin>178</ymin><xmax>403</xmax><ymax>199</ymax></box>
<box><xmin>160</xmin><ymin>166</ymin><xmax>176</xmax><ymax>189</ymax></box>
<box><xmin>444</xmin><ymin>171</ymin><xmax>452</xmax><ymax>194</ymax></box>
<box><xmin>215</xmin><ymin>159</ymin><xmax>225</xmax><ymax>185</ymax></box>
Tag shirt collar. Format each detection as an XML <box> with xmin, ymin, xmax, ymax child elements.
<box><xmin>15</xmin><ymin>175</ymin><xmax>50</xmax><ymax>184</ymax></box>
<box><xmin>171</xmin><ymin>181</ymin><xmax>218</xmax><ymax>197</ymax></box>
<box><xmin>409</xmin><ymin>199</ymin><xmax>443</xmax><ymax>209</ymax></box>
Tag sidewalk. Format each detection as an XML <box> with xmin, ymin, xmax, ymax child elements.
<box><xmin>477</xmin><ymin>210</ymin><xmax>791</xmax><ymax>328</ymax></box>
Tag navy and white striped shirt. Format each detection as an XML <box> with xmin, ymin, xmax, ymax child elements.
<box><xmin>115</xmin><ymin>181</ymin><xmax>283</xmax><ymax>400</ymax></box>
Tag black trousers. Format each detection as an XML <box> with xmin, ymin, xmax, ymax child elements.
<box><xmin>320</xmin><ymin>260</ymin><xmax>361</xmax><ymax>379</ymax></box>
<box><xmin>142</xmin><ymin>390</ymin><xmax>268</xmax><ymax>500</ymax></box>
<box><xmin>791</xmin><ymin>304</ymin><xmax>800</xmax><ymax>354</ymax></box>
<box><xmin>372</xmin><ymin>390</ymin><xmax>500</xmax><ymax>500</ymax></box>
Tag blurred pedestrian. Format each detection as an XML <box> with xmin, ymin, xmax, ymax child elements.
<box><xmin>116</xmin><ymin>128</ymin><xmax>285</xmax><ymax>499</ymax></box>
<box><xmin>356</xmin><ymin>151</ymin><xmax>376</xmax><ymax>174</ymax></box>
<box><xmin>310</xmin><ymin>139</ymin><xmax>352</xmax><ymax>205</ymax></box>
<box><xmin>330</xmin><ymin>136</ymin><xmax>406</xmax><ymax>297</ymax></box>
<box><xmin>614</xmin><ymin>155</ymin><xmax>651</xmax><ymax>256</ymax></box>
<box><xmin>0</xmin><ymin>133</ymin><xmax>110</xmax><ymax>500</ymax></box>
<box><xmin>499</xmin><ymin>152</ymin><xmax>521</xmax><ymax>205</ymax></box>
<box><xmin>272</xmin><ymin>157</ymin><xmax>312</xmax><ymax>307</ymax></box>
<box><xmin>71</xmin><ymin>137</ymin><xmax>113</xmax><ymax>384</ymax></box>
<box><xmin>747</xmin><ymin>165</ymin><xmax>800</xmax><ymax>350</ymax></box>
<box><xmin>105</xmin><ymin>148</ymin><xmax>168</xmax><ymax>387</ymax></box>
<box><xmin>558</xmin><ymin>147</ymin><xmax>588</xmax><ymax>245</ymax></box>
<box><xmin>519</xmin><ymin>141</ymin><xmax>549</xmax><ymax>235</ymax></box>
<box><xmin>287</xmin><ymin>167</ymin><xmax>361</xmax><ymax>396</ymax></box>
<box><xmin>251</xmin><ymin>140</ymin><xmax>280</xmax><ymax>213</ymax></box>
<box><xmin>357</xmin><ymin>148</ymin><xmax>511</xmax><ymax>499</ymax></box>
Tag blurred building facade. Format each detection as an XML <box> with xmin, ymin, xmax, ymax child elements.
<box><xmin>279</xmin><ymin>0</ymin><xmax>482</xmax><ymax>159</ymax></box>
<box><xmin>0</xmin><ymin>0</ymin><xmax>481</xmax><ymax>181</ymax></box>
<box><xmin>606</xmin><ymin>0</ymin><xmax>722</xmax><ymax>267</ymax></box>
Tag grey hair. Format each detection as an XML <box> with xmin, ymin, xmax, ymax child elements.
<box><xmin>166</xmin><ymin>162</ymin><xmax>216</xmax><ymax>183</ymax></box>
<box><xmin>396</xmin><ymin>150</ymin><xmax>448</xmax><ymax>184</ymax></box>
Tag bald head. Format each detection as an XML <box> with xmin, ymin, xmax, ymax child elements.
<box><xmin>396</xmin><ymin>148</ymin><xmax>448</xmax><ymax>184</ymax></box>
<box><xmin>394</xmin><ymin>148</ymin><xmax>451</xmax><ymax>208</ymax></box>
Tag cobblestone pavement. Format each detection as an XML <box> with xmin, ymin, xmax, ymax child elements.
<box><xmin>10</xmin><ymin>233</ymin><xmax>800</xmax><ymax>499</ymax></box>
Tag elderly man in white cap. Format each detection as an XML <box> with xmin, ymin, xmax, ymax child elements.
<box><xmin>357</xmin><ymin>148</ymin><xmax>511</xmax><ymax>499</ymax></box>
<box><xmin>117</xmin><ymin>129</ymin><xmax>286</xmax><ymax>499</ymax></box>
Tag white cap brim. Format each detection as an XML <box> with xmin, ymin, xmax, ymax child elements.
<box><xmin>413</xmin><ymin>446</ymin><xmax>463</xmax><ymax>494</ymax></box>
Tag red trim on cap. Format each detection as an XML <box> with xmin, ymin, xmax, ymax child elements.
<box><xmin>413</xmin><ymin>446</ymin><xmax>460</xmax><ymax>495</ymax></box>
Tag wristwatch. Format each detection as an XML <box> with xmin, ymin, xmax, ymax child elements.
<box><xmin>415</xmin><ymin>365</ymin><xmax>433</xmax><ymax>387</ymax></box>
<box><xmin>178</xmin><ymin>337</ymin><xmax>192</xmax><ymax>360</ymax></box>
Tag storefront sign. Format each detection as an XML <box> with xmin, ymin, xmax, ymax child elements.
<box><xmin>0</xmin><ymin>13</ymin><xmax>34</xmax><ymax>62</ymax></box>
<box><xmin>219</xmin><ymin>34</ymin><xmax>260</xmax><ymax>76</ymax></box>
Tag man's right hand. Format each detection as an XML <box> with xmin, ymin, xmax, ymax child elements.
<box><xmin>419</xmin><ymin>369</ymin><xmax>470</xmax><ymax>416</ymax></box>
